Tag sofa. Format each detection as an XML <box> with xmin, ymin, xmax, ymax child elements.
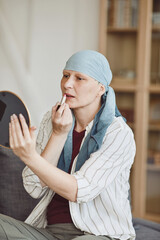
<box><xmin>0</xmin><ymin>146</ymin><xmax>39</xmax><ymax>221</ymax></box>
<box><xmin>0</xmin><ymin>146</ymin><xmax>160</xmax><ymax>239</ymax></box>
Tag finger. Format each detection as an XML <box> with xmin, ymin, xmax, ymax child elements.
<box><xmin>29</xmin><ymin>126</ymin><xmax>36</xmax><ymax>141</ymax></box>
<box><xmin>55</xmin><ymin>103</ymin><xmax>66</xmax><ymax>117</ymax></box>
<box><xmin>62</xmin><ymin>103</ymin><xmax>72</xmax><ymax>118</ymax></box>
<box><xmin>59</xmin><ymin>104</ymin><xmax>72</xmax><ymax>126</ymax></box>
<box><xmin>52</xmin><ymin>102</ymin><xmax>59</xmax><ymax>117</ymax></box>
<box><xmin>30</xmin><ymin>126</ymin><xmax>36</xmax><ymax>131</ymax></box>
<box><xmin>10</xmin><ymin>115</ymin><xmax>22</xmax><ymax>147</ymax></box>
<box><xmin>19</xmin><ymin>114</ymin><xmax>30</xmax><ymax>141</ymax></box>
<box><xmin>53</xmin><ymin>102</ymin><xmax>59</xmax><ymax>110</ymax></box>
<box><xmin>9</xmin><ymin>122</ymin><xmax>14</xmax><ymax>148</ymax></box>
<box><xmin>12</xmin><ymin>114</ymin><xmax>25</xmax><ymax>142</ymax></box>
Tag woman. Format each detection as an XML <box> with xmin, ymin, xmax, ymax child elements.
<box><xmin>0</xmin><ymin>50</ymin><xmax>136</xmax><ymax>240</ymax></box>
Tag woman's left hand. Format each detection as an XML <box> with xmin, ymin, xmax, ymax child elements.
<box><xmin>9</xmin><ymin>114</ymin><xmax>37</xmax><ymax>163</ymax></box>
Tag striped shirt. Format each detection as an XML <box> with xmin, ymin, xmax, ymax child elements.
<box><xmin>22</xmin><ymin>111</ymin><xmax>136</xmax><ymax>240</ymax></box>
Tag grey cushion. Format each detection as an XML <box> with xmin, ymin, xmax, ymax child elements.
<box><xmin>0</xmin><ymin>146</ymin><xmax>39</xmax><ymax>221</ymax></box>
<box><xmin>133</xmin><ymin>218</ymin><xmax>160</xmax><ymax>240</ymax></box>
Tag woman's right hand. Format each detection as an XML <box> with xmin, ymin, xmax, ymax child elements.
<box><xmin>51</xmin><ymin>103</ymin><xmax>73</xmax><ymax>136</ymax></box>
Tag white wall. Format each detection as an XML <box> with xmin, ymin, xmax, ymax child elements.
<box><xmin>0</xmin><ymin>0</ymin><xmax>100</xmax><ymax>129</ymax></box>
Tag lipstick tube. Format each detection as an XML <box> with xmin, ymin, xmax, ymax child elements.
<box><xmin>56</xmin><ymin>94</ymin><xmax>66</xmax><ymax>111</ymax></box>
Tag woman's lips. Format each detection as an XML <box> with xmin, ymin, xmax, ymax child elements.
<box><xmin>65</xmin><ymin>93</ymin><xmax>75</xmax><ymax>98</ymax></box>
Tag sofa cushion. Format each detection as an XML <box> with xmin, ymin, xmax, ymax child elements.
<box><xmin>0</xmin><ymin>146</ymin><xmax>39</xmax><ymax>221</ymax></box>
<box><xmin>133</xmin><ymin>218</ymin><xmax>160</xmax><ymax>240</ymax></box>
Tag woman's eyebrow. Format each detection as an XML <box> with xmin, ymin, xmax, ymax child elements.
<box><xmin>63</xmin><ymin>71</ymin><xmax>70</xmax><ymax>74</ymax></box>
<box><xmin>76</xmin><ymin>73</ymin><xmax>86</xmax><ymax>78</ymax></box>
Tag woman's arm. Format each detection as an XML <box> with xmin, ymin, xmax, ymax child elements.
<box><xmin>25</xmin><ymin>152</ymin><xmax>77</xmax><ymax>202</ymax></box>
<box><xmin>9</xmin><ymin>103</ymin><xmax>78</xmax><ymax>202</ymax></box>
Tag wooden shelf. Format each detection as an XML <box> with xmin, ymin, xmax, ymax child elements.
<box><xmin>99</xmin><ymin>0</ymin><xmax>160</xmax><ymax>223</ymax></box>
<box><xmin>111</xmin><ymin>84</ymin><xmax>136</xmax><ymax>92</ymax></box>
<box><xmin>107</xmin><ymin>27</ymin><xmax>137</xmax><ymax>33</ymax></box>
<box><xmin>147</xmin><ymin>164</ymin><xmax>160</xmax><ymax>172</ymax></box>
<box><xmin>149</xmin><ymin>123</ymin><xmax>160</xmax><ymax>131</ymax></box>
<box><xmin>111</xmin><ymin>77</ymin><xmax>136</xmax><ymax>92</ymax></box>
<box><xmin>149</xmin><ymin>84</ymin><xmax>160</xmax><ymax>93</ymax></box>
<box><xmin>152</xmin><ymin>26</ymin><xmax>160</xmax><ymax>32</ymax></box>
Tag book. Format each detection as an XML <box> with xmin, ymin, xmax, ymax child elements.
<box><xmin>107</xmin><ymin>0</ymin><xmax>138</xmax><ymax>28</ymax></box>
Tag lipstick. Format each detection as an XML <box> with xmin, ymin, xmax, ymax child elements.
<box><xmin>60</xmin><ymin>94</ymin><xmax>66</xmax><ymax>105</ymax></box>
<box><xmin>56</xmin><ymin>94</ymin><xmax>66</xmax><ymax>111</ymax></box>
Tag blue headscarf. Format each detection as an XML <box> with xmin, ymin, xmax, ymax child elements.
<box><xmin>57</xmin><ymin>50</ymin><xmax>123</xmax><ymax>172</ymax></box>
<box><xmin>64</xmin><ymin>50</ymin><xmax>112</xmax><ymax>88</ymax></box>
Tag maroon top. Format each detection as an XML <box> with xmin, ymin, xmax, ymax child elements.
<box><xmin>47</xmin><ymin>129</ymin><xmax>85</xmax><ymax>225</ymax></box>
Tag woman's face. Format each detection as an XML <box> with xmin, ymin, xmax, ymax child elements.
<box><xmin>60</xmin><ymin>70</ymin><xmax>105</xmax><ymax>110</ymax></box>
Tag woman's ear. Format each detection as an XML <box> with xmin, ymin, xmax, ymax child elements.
<box><xmin>98</xmin><ymin>84</ymin><xmax>106</xmax><ymax>97</ymax></box>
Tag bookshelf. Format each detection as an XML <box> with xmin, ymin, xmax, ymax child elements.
<box><xmin>99</xmin><ymin>0</ymin><xmax>160</xmax><ymax>223</ymax></box>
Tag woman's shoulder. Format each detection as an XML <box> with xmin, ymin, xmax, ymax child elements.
<box><xmin>107</xmin><ymin>116</ymin><xmax>133</xmax><ymax>135</ymax></box>
<box><xmin>102</xmin><ymin>116</ymin><xmax>135</xmax><ymax>147</ymax></box>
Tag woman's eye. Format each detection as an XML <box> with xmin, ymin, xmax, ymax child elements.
<box><xmin>64</xmin><ymin>74</ymin><xmax>69</xmax><ymax>78</ymax></box>
<box><xmin>77</xmin><ymin>77</ymin><xmax>84</xmax><ymax>81</ymax></box>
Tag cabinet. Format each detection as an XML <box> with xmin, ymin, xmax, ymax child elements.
<box><xmin>99</xmin><ymin>0</ymin><xmax>160</xmax><ymax>223</ymax></box>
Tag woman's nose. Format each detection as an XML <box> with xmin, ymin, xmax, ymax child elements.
<box><xmin>64</xmin><ymin>76</ymin><xmax>74</xmax><ymax>88</ymax></box>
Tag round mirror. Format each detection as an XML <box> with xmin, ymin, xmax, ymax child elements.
<box><xmin>0</xmin><ymin>91</ymin><xmax>30</xmax><ymax>148</ymax></box>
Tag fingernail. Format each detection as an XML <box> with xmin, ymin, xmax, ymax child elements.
<box><xmin>19</xmin><ymin>113</ymin><xmax>23</xmax><ymax>118</ymax></box>
<box><xmin>11</xmin><ymin>115</ymin><xmax>14</xmax><ymax>121</ymax></box>
<box><xmin>12</xmin><ymin>114</ymin><xmax>17</xmax><ymax>119</ymax></box>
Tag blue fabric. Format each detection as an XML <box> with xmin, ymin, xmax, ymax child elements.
<box><xmin>64</xmin><ymin>50</ymin><xmax>112</xmax><ymax>88</ymax></box>
<box><xmin>58</xmin><ymin>50</ymin><xmax>124</xmax><ymax>172</ymax></box>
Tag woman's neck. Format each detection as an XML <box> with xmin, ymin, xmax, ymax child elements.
<box><xmin>73</xmin><ymin>100</ymin><xmax>102</xmax><ymax>132</ymax></box>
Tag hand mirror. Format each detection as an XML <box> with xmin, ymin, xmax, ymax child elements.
<box><xmin>0</xmin><ymin>91</ymin><xmax>30</xmax><ymax>148</ymax></box>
